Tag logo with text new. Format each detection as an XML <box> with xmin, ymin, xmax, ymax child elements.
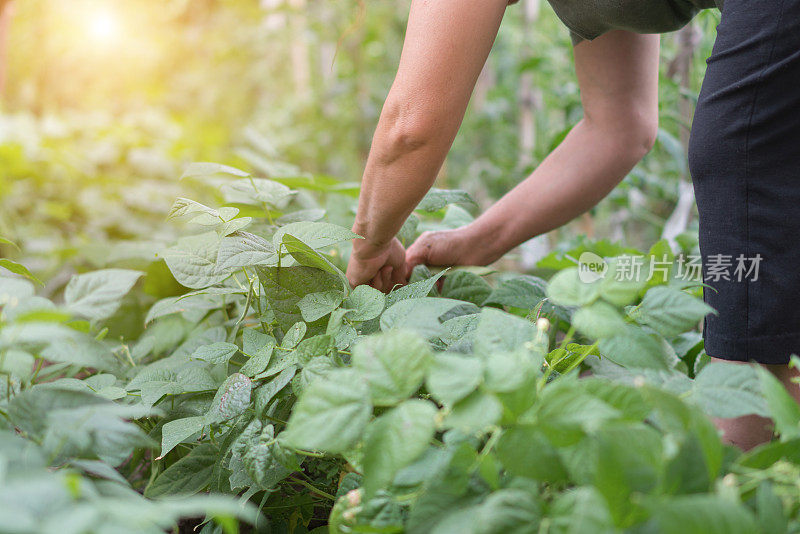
<box><xmin>578</xmin><ymin>252</ymin><xmax>608</xmax><ymax>283</ymax></box>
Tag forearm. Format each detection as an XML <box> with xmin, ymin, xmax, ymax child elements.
<box><xmin>460</xmin><ymin>32</ymin><xmax>660</xmax><ymax>265</ymax></box>
<box><xmin>464</xmin><ymin>118</ymin><xmax>650</xmax><ymax>264</ymax></box>
<box><xmin>350</xmin><ymin>0</ymin><xmax>507</xmax><ymax>257</ymax></box>
<box><xmin>352</xmin><ymin>115</ymin><xmax>457</xmax><ymax>252</ymax></box>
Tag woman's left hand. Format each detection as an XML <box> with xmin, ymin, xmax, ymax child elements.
<box><xmin>346</xmin><ymin>237</ymin><xmax>407</xmax><ymax>292</ymax></box>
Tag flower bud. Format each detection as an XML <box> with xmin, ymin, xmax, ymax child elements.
<box><xmin>346</xmin><ymin>489</ymin><xmax>361</xmax><ymax>507</ymax></box>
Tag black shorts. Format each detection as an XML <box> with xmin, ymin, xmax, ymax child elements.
<box><xmin>688</xmin><ymin>0</ymin><xmax>800</xmax><ymax>364</ymax></box>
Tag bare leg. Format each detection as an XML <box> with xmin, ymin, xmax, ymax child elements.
<box><xmin>712</xmin><ymin>358</ymin><xmax>800</xmax><ymax>450</ymax></box>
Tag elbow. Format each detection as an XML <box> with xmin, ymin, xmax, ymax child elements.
<box><xmin>615</xmin><ymin>109</ymin><xmax>659</xmax><ymax>163</ymax></box>
<box><xmin>373</xmin><ymin>97</ymin><xmax>439</xmax><ymax>163</ymax></box>
<box><xmin>587</xmin><ymin>107</ymin><xmax>659</xmax><ymax>164</ymax></box>
<box><xmin>629</xmin><ymin>115</ymin><xmax>659</xmax><ymax>160</ymax></box>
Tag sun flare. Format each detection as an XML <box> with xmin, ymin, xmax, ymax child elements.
<box><xmin>86</xmin><ymin>9</ymin><xmax>120</xmax><ymax>43</ymax></box>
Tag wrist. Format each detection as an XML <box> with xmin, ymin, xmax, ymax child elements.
<box><xmin>351</xmin><ymin>223</ymin><xmax>392</xmax><ymax>260</ymax></box>
<box><xmin>461</xmin><ymin>220</ymin><xmax>508</xmax><ymax>265</ymax></box>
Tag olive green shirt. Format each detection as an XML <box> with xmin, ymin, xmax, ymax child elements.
<box><xmin>512</xmin><ymin>0</ymin><xmax>722</xmax><ymax>43</ymax></box>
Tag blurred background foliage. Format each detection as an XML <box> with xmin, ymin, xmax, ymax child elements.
<box><xmin>1</xmin><ymin>0</ymin><xmax>720</xmax><ymax>280</ymax></box>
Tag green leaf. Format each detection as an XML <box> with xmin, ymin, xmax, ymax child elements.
<box><xmin>496</xmin><ymin>425</ymin><xmax>568</xmax><ymax>483</ymax></box>
<box><xmin>145</xmin><ymin>292</ymin><xmax>228</xmax><ymax>325</ymax></box>
<box><xmin>690</xmin><ymin>362</ymin><xmax>769</xmax><ymax>418</ymax></box>
<box><xmin>222</xmin><ymin>178</ymin><xmax>293</xmax><ymax>208</ymax></box>
<box><xmin>240</xmin><ymin>423</ymin><xmax>294</xmax><ymax>490</ymax></box>
<box><xmin>297</xmin><ymin>290</ymin><xmax>344</xmax><ymax>322</ymax></box>
<box><xmin>646</xmin><ymin>494</ymin><xmax>757</xmax><ymax>534</ymax></box>
<box><xmin>64</xmin><ymin>269</ymin><xmax>144</xmax><ymax>321</ymax></box>
<box><xmin>256</xmin><ymin>265</ymin><xmax>341</xmax><ymax>331</ymax></box>
<box><xmin>0</xmin><ymin>350</ymin><xmax>35</xmax><ymax>378</ymax></box>
<box><xmin>294</xmin><ymin>335</ymin><xmax>334</xmax><ymax>365</ymax></box>
<box><xmin>256</xmin><ymin>348</ymin><xmax>298</xmax><ymax>379</ymax></box>
<box><xmin>240</xmin><ymin>329</ymin><xmax>275</xmax><ymax>377</ymax></box>
<box><xmin>361</xmin><ymin>399</ymin><xmax>437</xmax><ymax>497</ymax></box>
<box><xmin>572</xmin><ymin>301</ymin><xmax>627</xmax><ymax>339</ymax></box>
<box><xmin>483</xmin><ymin>274</ymin><xmax>547</xmax><ymax>309</ymax></box>
<box><xmin>474</xmin><ymin>489</ymin><xmax>541</xmax><ymax>534</ymax></box>
<box><xmin>40</xmin><ymin>331</ymin><xmax>120</xmax><ymax>372</ymax></box>
<box><xmin>254</xmin><ymin>366</ymin><xmax>296</xmax><ymax>416</ymax></box>
<box><xmin>546</xmin><ymin>268</ymin><xmax>601</xmax><ymax>307</ymax></box>
<box><xmin>549</xmin><ymin>487</ymin><xmax>614</xmax><ymax>533</ymax></box>
<box><xmin>281</xmin><ymin>321</ymin><xmax>307</xmax><ymax>349</ymax></box>
<box><xmin>171</xmin><ymin>326</ymin><xmax>227</xmax><ymax>361</ymax></box>
<box><xmin>645</xmin><ymin>239</ymin><xmax>675</xmax><ymax>287</ymax></box>
<box><xmin>598</xmin><ymin>326</ymin><xmax>672</xmax><ymax>370</ymax></box>
<box><xmin>633</xmin><ymin>286</ymin><xmax>714</xmax><ymax>337</ymax></box>
<box><xmin>385</xmin><ymin>270</ymin><xmax>447</xmax><ymax>308</ymax></box>
<box><xmin>216</xmin><ymin>231</ymin><xmax>277</xmax><ymax>270</ymax></box>
<box><xmin>757</xmin><ymin>366</ymin><xmax>800</xmax><ymax>440</ymax></box>
<box><xmin>593</xmin><ymin>423</ymin><xmax>663</xmax><ymax>523</ymax></box>
<box><xmin>160</xmin><ymin>416</ymin><xmax>205</xmax><ymax>458</ymax></box>
<box><xmin>181</xmin><ymin>162</ymin><xmax>250</xmax><ymax>179</ymax></box>
<box><xmin>145</xmin><ymin>443</ymin><xmax>218</xmax><ymax>498</ymax></box>
<box><xmin>191</xmin><ymin>342</ymin><xmax>239</xmax><ymax>364</ymax></box>
<box><xmin>0</xmin><ymin>236</ymin><xmax>20</xmax><ymax>250</ymax></box>
<box><xmin>426</xmin><ymin>353</ymin><xmax>483</xmax><ymax>406</ymax></box>
<box><xmin>280</xmin><ymin>369</ymin><xmax>371</xmax><ymax>454</ymax></box>
<box><xmin>242</xmin><ymin>328</ymin><xmax>275</xmax><ymax>358</ymax></box>
<box><xmin>599</xmin><ymin>258</ymin><xmax>647</xmax><ymax>306</ymax></box>
<box><xmin>443</xmin><ymin>391</ymin><xmax>502</xmax><ymax>434</ymax></box>
<box><xmin>405</xmin><ymin>443</ymin><xmax>477</xmax><ymax>534</ymax></box>
<box><xmin>416</xmin><ymin>188</ymin><xmax>477</xmax><ymax>212</ymax></box>
<box><xmin>168</xmin><ymin>197</ymin><xmax>238</xmax><ymax>224</ymax></box>
<box><xmin>281</xmin><ymin>234</ymin><xmax>349</xmax><ymax>291</ymax></box>
<box><xmin>381</xmin><ymin>297</ymin><xmax>477</xmax><ymax>339</ymax></box>
<box><xmin>484</xmin><ymin>349</ymin><xmax>541</xmax><ymax>393</ymax></box>
<box><xmin>342</xmin><ymin>285</ymin><xmax>385</xmax><ymax>321</ymax></box>
<box><xmin>273</xmin><ymin>221</ymin><xmax>359</xmax><ymax>250</ymax></box>
<box><xmin>163</xmin><ymin>232</ymin><xmax>228</xmax><ymax>289</ymax></box>
<box><xmin>177</xmin><ymin>367</ymin><xmax>217</xmax><ymax>392</ymax></box>
<box><xmin>0</xmin><ymin>277</ymin><xmax>35</xmax><ymax>303</ymax></box>
<box><xmin>441</xmin><ymin>204</ymin><xmax>475</xmax><ymax>228</ymax></box>
<box><xmin>473</xmin><ymin>307</ymin><xmax>536</xmax><ymax>354</ymax></box>
<box><xmin>441</xmin><ymin>271</ymin><xmax>491</xmax><ymax>306</ymax></box>
<box><xmin>0</xmin><ymin>259</ymin><xmax>43</xmax><ymax>285</ymax></box>
<box><xmin>206</xmin><ymin>373</ymin><xmax>253</xmax><ymax>423</ymax></box>
<box><xmin>292</xmin><ymin>354</ymin><xmax>336</xmax><ymax>396</ymax></box>
<box><xmin>140</xmin><ymin>382</ymin><xmax>183</xmax><ymax>407</ymax></box>
<box><xmin>755</xmin><ymin>482</ymin><xmax>788</xmax><ymax>534</ymax></box>
<box><xmin>352</xmin><ymin>330</ymin><xmax>432</xmax><ymax>406</ymax></box>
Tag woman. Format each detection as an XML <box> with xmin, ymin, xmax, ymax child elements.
<box><xmin>345</xmin><ymin>0</ymin><xmax>800</xmax><ymax>449</ymax></box>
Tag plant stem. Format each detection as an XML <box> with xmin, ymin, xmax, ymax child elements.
<box><xmin>288</xmin><ymin>476</ymin><xmax>336</xmax><ymax>501</ymax></box>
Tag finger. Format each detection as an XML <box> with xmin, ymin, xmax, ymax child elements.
<box><xmin>390</xmin><ymin>263</ymin><xmax>407</xmax><ymax>288</ymax></box>
<box><xmin>347</xmin><ymin>266</ymin><xmax>370</xmax><ymax>289</ymax></box>
<box><xmin>370</xmin><ymin>273</ymin><xmax>384</xmax><ymax>292</ymax></box>
<box><xmin>347</xmin><ymin>273</ymin><xmax>359</xmax><ymax>288</ymax></box>
<box><xmin>379</xmin><ymin>266</ymin><xmax>393</xmax><ymax>292</ymax></box>
<box><xmin>405</xmin><ymin>245</ymin><xmax>428</xmax><ymax>278</ymax></box>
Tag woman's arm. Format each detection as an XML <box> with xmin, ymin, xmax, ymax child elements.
<box><xmin>406</xmin><ymin>30</ymin><xmax>661</xmax><ymax>268</ymax></box>
<box><xmin>346</xmin><ymin>0</ymin><xmax>509</xmax><ymax>290</ymax></box>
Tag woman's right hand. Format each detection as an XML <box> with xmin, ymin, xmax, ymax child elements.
<box><xmin>405</xmin><ymin>227</ymin><xmax>493</xmax><ymax>274</ymax></box>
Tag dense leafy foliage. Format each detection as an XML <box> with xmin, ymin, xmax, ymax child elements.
<box><xmin>2</xmin><ymin>159</ymin><xmax>799</xmax><ymax>533</ymax></box>
<box><xmin>1</xmin><ymin>2</ymin><xmax>794</xmax><ymax>533</ymax></box>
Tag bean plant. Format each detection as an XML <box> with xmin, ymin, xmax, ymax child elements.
<box><xmin>1</xmin><ymin>160</ymin><xmax>799</xmax><ymax>534</ymax></box>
